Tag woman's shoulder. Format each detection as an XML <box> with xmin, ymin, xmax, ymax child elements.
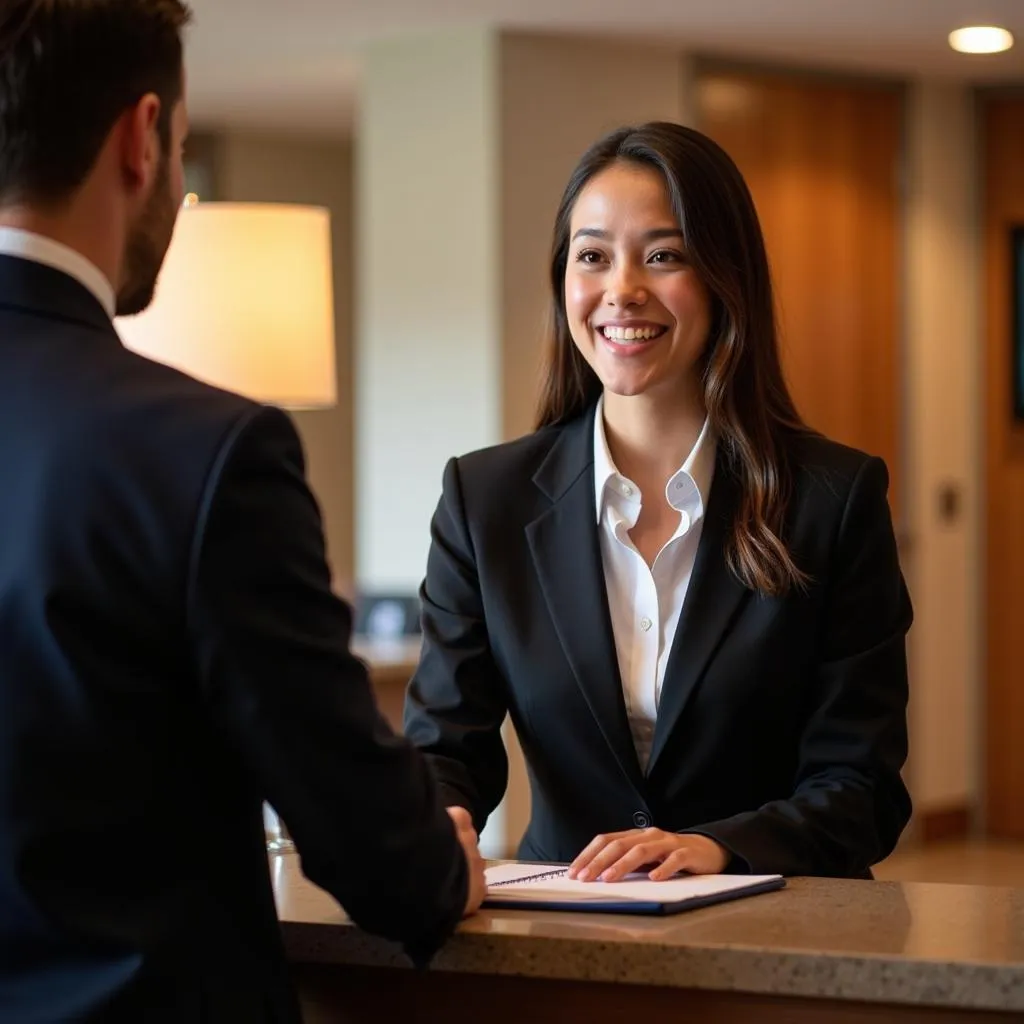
<box><xmin>785</xmin><ymin>429</ymin><xmax>891</xmax><ymax>506</ymax></box>
<box><xmin>789</xmin><ymin>430</ymin><xmax>880</xmax><ymax>475</ymax></box>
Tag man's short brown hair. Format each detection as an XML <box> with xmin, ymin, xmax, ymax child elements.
<box><xmin>0</xmin><ymin>0</ymin><xmax>192</xmax><ymax>205</ymax></box>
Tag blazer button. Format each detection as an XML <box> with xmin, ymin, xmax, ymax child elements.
<box><xmin>633</xmin><ymin>811</ymin><xmax>651</xmax><ymax>828</ymax></box>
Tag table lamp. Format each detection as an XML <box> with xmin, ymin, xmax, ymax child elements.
<box><xmin>117</xmin><ymin>201</ymin><xmax>336</xmax><ymax>409</ymax></box>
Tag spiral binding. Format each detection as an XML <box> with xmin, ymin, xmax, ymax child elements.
<box><xmin>489</xmin><ymin>868</ymin><xmax>568</xmax><ymax>888</ymax></box>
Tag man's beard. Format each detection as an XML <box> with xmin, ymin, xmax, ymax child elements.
<box><xmin>116</xmin><ymin>157</ymin><xmax>178</xmax><ymax>317</ymax></box>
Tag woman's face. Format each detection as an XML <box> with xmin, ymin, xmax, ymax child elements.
<box><xmin>564</xmin><ymin>161</ymin><xmax>712</xmax><ymax>404</ymax></box>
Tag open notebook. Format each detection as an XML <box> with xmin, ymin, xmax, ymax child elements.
<box><xmin>483</xmin><ymin>863</ymin><xmax>785</xmax><ymax>915</ymax></box>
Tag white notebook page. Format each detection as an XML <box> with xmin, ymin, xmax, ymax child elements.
<box><xmin>485</xmin><ymin>863</ymin><xmax>782</xmax><ymax>903</ymax></box>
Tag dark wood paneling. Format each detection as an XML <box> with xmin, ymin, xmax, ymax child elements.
<box><xmin>920</xmin><ymin>804</ymin><xmax>972</xmax><ymax>843</ymax></box>
<box><xmin>981</xmin><ymin>94</ymin><xmax>1024</xmax><ymax>837</ymax></box>
<box><xmin>697</xmin><ymin>70</ymin><xmax>904</xmax><ymax>518</ymax></box>
<box><xmin>294</xmin><ymin>964</ymin><xmax>1010</xmax><ymax>1023</ymax></box>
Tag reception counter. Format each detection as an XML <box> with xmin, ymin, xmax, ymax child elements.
<box><xmin>272</xmin><ymin>853</ymin><xmax>1024</xmax><ymax>1023</ymax></box>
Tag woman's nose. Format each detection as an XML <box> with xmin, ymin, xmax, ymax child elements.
<box><xmin>605</xmin><ymin>262</ymin><xmax>648</xmax><ymax>307</ymax></box>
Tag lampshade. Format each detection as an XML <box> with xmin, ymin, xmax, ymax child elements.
<box><xmin>117</xmin><ymin>202</ymin><xmax>336</xmax><ymax>408</ymax></box>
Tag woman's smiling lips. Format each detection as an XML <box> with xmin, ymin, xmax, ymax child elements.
<box><xmin>594</xmin><ymin>320</ymin><xmax>669</xmax><ymax>355</ymax></box>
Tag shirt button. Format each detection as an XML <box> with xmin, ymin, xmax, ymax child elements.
<box><xmin>675</xmin><ymin>480</ymin><xmax>686</xmax><ymax>490</ymax></box>
<box><xmin>640</xmin><ymin>616</ymin><xmax>652</xmax><ymax>632</ymax></box>
<box><xmin>621</xmin><ymin>482</ymin><xmax>634</xmax><ymax>497</ymax></box>
<box><xmin>633</xmin><ymin>811</ymin><xmax>651</xmax><ymax>828</ymax></box>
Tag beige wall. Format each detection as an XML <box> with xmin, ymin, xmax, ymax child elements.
<box><xmin>903</xmin><ymin>82</ymin><xmax>981</xmax><ymax>816</ymax></box>
<box><xmin>356</xmin><ymin>28</ymin><xmax>502</xmax><ymax>593</ymax></box>
<box><xmin>216</xmin><ymin>132</ymin><xmax>355</xmax><ymax>591</ymax></box>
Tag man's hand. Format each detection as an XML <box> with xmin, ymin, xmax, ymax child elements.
<box><xmin>447</xmin><ymin>806</ymin><xmax>486</xmax><ymax>916</ymax></box>
<box><xmin>568</xmin><ymin>829</ymin><xmax>728</xmax><ymax>882</ymax></box>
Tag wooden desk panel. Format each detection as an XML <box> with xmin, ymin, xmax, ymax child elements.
<box><xmin>295</xmin><ymin>966</ymin><xmax>1006</xmax><ymax>1024</ymax></box>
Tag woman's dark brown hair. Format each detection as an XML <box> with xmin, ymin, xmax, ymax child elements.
<box><xmin>536</xmin><ymin>121</ymin><xmax>810</xmax><ymax>596</ymax></box>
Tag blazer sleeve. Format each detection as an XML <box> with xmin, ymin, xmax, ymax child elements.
<box><xmin>688</xmin><ymin>455</ymin><xmax>913</xmax><ymax>877</ymax></box>
<box><xmin>402</xmin><ymin>457</ymin><xmax>510</xmax><ymax>836</ymax></box>
<box><xmin>186</xmin><ymin>406</ymin><xmax>466</xmax><ymax>963</ymax></box>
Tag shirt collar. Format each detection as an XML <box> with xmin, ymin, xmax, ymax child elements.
<box><xmin>593</xmin><ymin>394</ymin><xmax>716</xmax><ymax>525</ymax></box>
<box><xmin>0</xmin><ymin>227</ymin><xmax>115</xmax><ymax>319</ymax></box>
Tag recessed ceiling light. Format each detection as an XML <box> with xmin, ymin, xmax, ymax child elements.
<box><xmin>948</xmin><ymin>26</ymin><xmax>1014</xmax><ymax>54</ymax></box>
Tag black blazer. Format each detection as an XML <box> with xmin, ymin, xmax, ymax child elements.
<box><xmin>0</xmin><ymin>256</ymin><xmax>466</xmax><ymax>1024</ymax></box>
<box><xmin>404</xmin><ymin>405</ymin><xmax>913</xmax><ymax>878</ymax></box>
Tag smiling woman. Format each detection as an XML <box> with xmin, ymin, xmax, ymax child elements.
<box><xmin>403</xmin><ymin>121</ymin><xmax>913</xmax><ymax>885</ymax></box>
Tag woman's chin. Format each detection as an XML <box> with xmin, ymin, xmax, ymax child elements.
<box><xmin>598</xmin><ymin>376</ymin><xmax>656</xmax><ymax>399</ymax></box>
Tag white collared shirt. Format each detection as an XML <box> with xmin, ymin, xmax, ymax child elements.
<box><xmin>0</xmin><ymin>227</ymin><xmax>115</xmax><ymax>318</ymax></box>
<box><xmin>594</xmin><ymin>396</ymin><xmax>716</xmax><ymax>771</ymax></box>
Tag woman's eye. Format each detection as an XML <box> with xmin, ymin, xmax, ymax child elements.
<box><xmin>575</xmin><ymin>249</ymin><xmax>605</xmax><ymax>265</ymax></box>
<box><xmin>649</xmin><ymin>250</ymin><xmax>683</xmax><ymax>264</ymax></box>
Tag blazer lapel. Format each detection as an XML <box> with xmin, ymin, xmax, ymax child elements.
<box><xmin>647</xmin><ymin>455</ymin><xmax>750</xmax><ymax>775</ymax></box>
<box><xmin>525</xmin><ymin>411</ymin><xmax>645</xmax><ymax>794</ymax></box>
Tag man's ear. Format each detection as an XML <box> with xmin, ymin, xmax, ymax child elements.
<box><xmin>119</xmin><ymin>93</ymin><xmax>163</xmax><ymax>195</ymax></box>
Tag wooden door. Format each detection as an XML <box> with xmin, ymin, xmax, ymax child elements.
<box><xmin>981</xmin><ymin>94</ymin><xmax>1024</xmax><ymax>837</ymax></box>
<box><xmin>696</xmin><ymin>69</ymin><xmax>904</xmax><ymax>518</ymax></box>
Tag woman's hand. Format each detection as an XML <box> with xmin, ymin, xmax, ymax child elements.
<box><xmin>568</xmin><ymin>829</ymin><xmax>728</xmax><ymax>882</ymax></box>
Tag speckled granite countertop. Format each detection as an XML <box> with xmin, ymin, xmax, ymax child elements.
<box><xmin>271</xmin><ymin>855</ymin><xmax>1024</xmax><ymax>1014</ymax></box>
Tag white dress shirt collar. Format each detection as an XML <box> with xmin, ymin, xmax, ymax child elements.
<box><xmin>593</xmin><ymin>394</ymin><xmax>716</xmax><ymax>526</ymax></box>
<box><xmin>0</xmin><ymin>227</ymin><xmax>116</xmax><ymax>318</ymax></box>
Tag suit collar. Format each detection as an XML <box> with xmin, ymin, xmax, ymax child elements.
<box><xmin>0</xmin><ymin>228</ymin><xmax>115</xmax><ymax>317</ymax></box>
<box><xmin>530</xmin><ymin>405</ymin><xmax>597</xmax><ymax>503</ymax></box>
<box><xmin>0</xmin><ymin>254</ymin><xmax>119</xmax><ymax>340</ymax></box>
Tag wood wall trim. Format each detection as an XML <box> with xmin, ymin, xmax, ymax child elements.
<box><xmin>981</xmin><ymin>94</ymin><xmax>1024</xmax><ymax>838</ymax></box>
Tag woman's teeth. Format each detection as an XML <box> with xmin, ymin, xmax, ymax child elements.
<box><xmin>601</xmin><ymin>325</ymin><xmax>664</xmax><ymax>341</ymax></box>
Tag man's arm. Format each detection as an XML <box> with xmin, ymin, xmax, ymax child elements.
<box><xmin>186</xmin><ymin>406</ymin><xmax>478</xmax><ymax>961</ymax></box>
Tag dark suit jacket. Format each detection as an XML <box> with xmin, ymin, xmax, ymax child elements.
<box><xmin>0</xmin><ymin>255</ymin><xmax>467</xmax><ymax>1024</ymax></box>
<box><xmin>404</xmin><ymin>405</ymin><xmax>913</xmax><ymax>878</ymax></box>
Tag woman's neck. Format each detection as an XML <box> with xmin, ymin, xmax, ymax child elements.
<box><xmin>602</xmin><ymin>389</ymin><xmax>707</xmax><ymax>490</ymax></box>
